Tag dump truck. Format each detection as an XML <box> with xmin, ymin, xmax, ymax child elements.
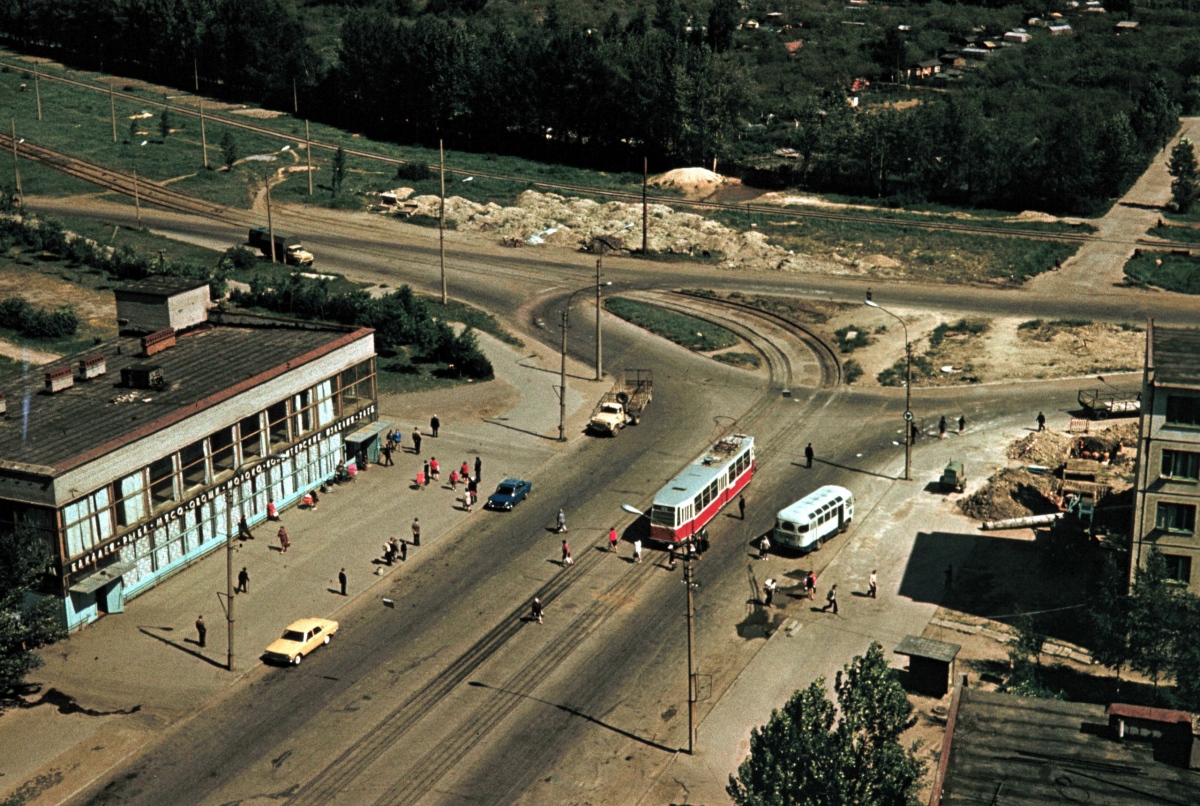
<box><xmin>588</xmin><ymin>369</ymin><xmax>653</xmax><ymax>436</ymax></box>
<box><xmin>248</xmin><ymin>228</ymin><xmax>315</xmax><ymax>266</ymax></box>
<box><xmin>1077</xmin><ymin>388</ymin><xmax>1140</xmax><ymax>419</ymax></box>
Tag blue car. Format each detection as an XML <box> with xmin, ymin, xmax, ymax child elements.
<box><xmin>487</xmin><ymin>478</ymin><xmax>532</xmax><ymax>511</ymax></box>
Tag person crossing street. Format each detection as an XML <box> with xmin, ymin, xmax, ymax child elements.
<box><xmin>561</xmin><ymin>539</ymin><xmax>573</xmax><ymax>568</ymax></box>
<box><xmin>821</xmin><ymin>584</ymin><xmax>839</xmax><ymax>614</ymax></box>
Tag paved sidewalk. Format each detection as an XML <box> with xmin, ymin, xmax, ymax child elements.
<box><xmin>0</xmin><ymin>331</ymin><xmax>610</xmax><ymax>806</ymax></box>
<box><xmin>639</xmin><ymin>408</ymin><xmax>1043</xmax><ymax>804</ymax></box>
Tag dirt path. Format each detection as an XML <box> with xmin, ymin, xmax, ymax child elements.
<box><xmin>1028</xmin><ymin>116</ymin><xmax>1200</xmax><ymax>297</ymax></box>
<box><xmin>0</xmin><ymin>339</ymin><xmax>58</xmax><ymax>365</ymax></box>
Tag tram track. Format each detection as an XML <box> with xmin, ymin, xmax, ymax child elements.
<box><xmin>1</xmin><ymin>57</ymin><xmax>1098</xmax><ymax>245</ymax></box>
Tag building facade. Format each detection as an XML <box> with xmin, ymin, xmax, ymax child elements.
<box><xmin>1131</xmin><ymin>322</ymin><xmax>1200</xmax><ymax>594</ymax></box>
<box><xmin>0</xmin><ymin>280</ymin><xmax>378</xmax><ymax>630</ymax></box>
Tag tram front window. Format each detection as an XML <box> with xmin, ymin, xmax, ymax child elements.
<box><xmin>651</xmin><ymin>505</ymin><xmax>677</xmax><ymax>527</ymax></box>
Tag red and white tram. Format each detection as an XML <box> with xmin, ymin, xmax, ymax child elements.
<box><xmin>650</xmin><ymin>433</ymin><xmax>755</xmax><ymax>544</ymax></box>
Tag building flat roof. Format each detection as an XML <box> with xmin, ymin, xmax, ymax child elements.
<box><xmin>0</xmin><ymin>322</ymin><xmax>372</xmax><ymax>476</ymax></box>
<box><xmin>1152</xmin><ymin>324</ymin><xmax>1200</xmax><ymax>388</ymax></box>
<box><xmin>115</xmin><ymin>276</ymin><xmax>211</xmax><ymax>297</ymax></box>
<box><xmin>937</xmin><ymin>688</ymin><xmax>1197</xmax><ymax>805</ymax></box>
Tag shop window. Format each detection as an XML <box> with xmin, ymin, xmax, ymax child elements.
<box><xmin>180</xmin><ymin>440</ymin><xmax>208</xmax><ymax>492</ymax></box>
<box><xmin>148</xmin><ymin>456</ymin><xmax>178</xmax><ymax>510</ymax></box>
<box><xmin>293</xmin><ymin>389</ymin><xmax>313</xmax><ymax>436</ymax></box>
<box><xmin>240</xmin><ymin>413</ymin><xmax>264</xmax><ymax>461</ymax></box>
<box><xmin>267</xmin><ymin>401</ymin><xmax>290</xmax><ymax>451</ymax></box>
<box><xmin>1162</xmin><ymin>450</ymin><xmax>1200</xmax><ymax>481</ymax></box>
<box><xmin>1156</xmin><ymin>502</ymin><xmax>1197</xmax><ymax>534</ymax></box>
<box><xmin>315</xmin><ymin>379</ymin><xmax>336</xmax><ymax>426</ymax></box>
<box><xmin>210</xmin><ymin>427</ymin><xmax>236</xmax><ymax>476</ymax></box>
<box><xmin>116</xmin><ymin>470</ymin><xmax>147</xmax><ymax>527</ymax></box>
<box><xmin>1163</xmin><ymin>554</ymin><xmax>1193</xmax><ymax>584</ymax></box>
<box><xmin>1166</xmin><ymin>395</ymin><xmax>1200</xmax><ymax>427</ymax></box>
<box><xmin>338</xmin><ymin>359</ymin><xmax>376</xmax><ymax>416</ymax></box>
<box><xmin>64</xmin><ymin>487</ymin><xmax>113</xmax><ymax>558</ymax></box>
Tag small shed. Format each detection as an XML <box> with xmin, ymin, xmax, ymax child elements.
<box><xmin>895</xmin><ymin>635</ymin><xmax>961</xmax><ymax>697</ymax></box>
<box><xmin>344</xmin><ymin>420</ymin><xmax>391</xmax><ymax>466</ymax></box>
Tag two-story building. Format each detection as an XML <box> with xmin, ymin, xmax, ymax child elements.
<box><xmin>1131</xmin><ymin>322</ymin><xmax>1200</xmax><ymax>594</ymax></box>
<box><xmin>0</xmin><ymin>278</ymin><xmax>379</xmax><ymax>630</ymax></box>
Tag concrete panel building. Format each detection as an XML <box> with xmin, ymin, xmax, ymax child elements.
<box><xmin>1131</xmin><ymin>322</ymin><xmax>1200</xmax><ymax>594</ymax></box>
<box><xmin>0</xmin><ymin>280</ymin><xmax>377</xmax><ymax>630</ymax></box>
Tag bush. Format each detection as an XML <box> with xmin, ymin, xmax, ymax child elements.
<box><xmin>0</xmin><ymin>297</ymin><xmax>78</xmax><ymax>339</ymax></box>
<box><xmin>395</xmin><ymin>162</ymin><xmax>432</xmax><ymax>182</ymax></box>
<box><xmin>843</xmin><ymin>359</ymin><xmax>863</xmax><ymax>384</ymax></box>
<box><xmin>833</xmin><ymin>325</ymin><xmax>872</xmax><ymax>353</ymax></box>
<box><xmin>928</xmin><ymin>319</ymin><xmax>988</xmax><ymax>350</ymax></box>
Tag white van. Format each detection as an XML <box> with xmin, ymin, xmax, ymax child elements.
<box><xmin>773</xmin><ymin>485</ymin><xmax>854</xmax><ymax>552</ymax></box>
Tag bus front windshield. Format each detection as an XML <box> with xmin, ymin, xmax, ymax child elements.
<box><xmin>651</xmin><ymin>505</ymin><xmax>677</xmax><ymax>527</ymax></box>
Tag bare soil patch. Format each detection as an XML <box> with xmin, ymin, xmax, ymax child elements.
<box><xmin>0</xmin><ymin>262</ymin><xmax>117</xmax><ymax>336</ymax></box>
<box><xmin>377</xmin><ymin>376</ymin><xmax>520</xmax><ymax>432</ymax></box>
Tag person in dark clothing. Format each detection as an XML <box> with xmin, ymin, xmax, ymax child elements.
<box><xmin>412</xmin><ymin>427</ymin><xmax>422</xmax><ymax>455</ymax></box>
<box><xmin>738</xmin><ymin>495</ymin><xmax>746</xmax><ymax>520</ymax></box>
<box><xmin>475</xmin><ymin>456</ymin><xmax>482</xmax><ymax>484</ymax></box>
<box><xmin>804</xmin><ymin>443</ymin><xmax>814</xmax><ymax>468</ymax></box>
<box><xmin>338</xmin><ymin>568</ymin><xmax>347</xmax><ymax>596</ymax></box>
<box><xmin>531</xmin><ymin>597</ymin><xmax>544</xmax><ymax>624</ymax></box>
<box><xmin>939</xmin><ymin>415</ymin><xmax>947</xmax><ymax>438</ymax></box>
<box><xmin>412</xmin><ymin>517</ymin><xmax>421</xmax><ymax>546</ymax></box>
<box><xmin>400</xmin><ymin>540</ymin><xmax>407</xmax><ymax>562</ymax></box>
<box><xmin>821</xmin><ymin>584</ymin><xmax>838</xmax><ymax>614</ymax></box>
<box><xmin>763</xmin><ymin>578</ymin><xmax>776</xmax><ymax>607</ymax></box>
<box><xmin>381</xmin><ymin>441</ymin><xmax>394</xmax><ymax>466</ymax></box>
<box><xmin>237</xmin><ymin>567</ymin><xmax>250</xmax><ymax>594</ymax></box>
<box><xmin>238</xmin><ymin>517</ymin><xmax>253</xmax><ymax>540</ymax></box>
<box><xmin>423</xmin><ymin>461</ymin><xmax>431</xmax><ymax>486</ymax></box>
<box><xmin>1036</xmin><ymin>411</ymin><xmax>1046</xmax><ymax>431</ymax></box>
<box><xmin>431</xmin><ymin>415</ymin><xmax>440</xmax><ymax>437</ymax></box>
<box><xmin>958</xmin><ymin>415</ymin><xmax>966</xmax><ymax>435</ymax></box>
<box><xmin>196</xmin><ymin>615</ymin><xmax>207</xmax><ymax>647</ymax></box>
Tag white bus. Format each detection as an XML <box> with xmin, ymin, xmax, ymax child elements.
<box><xmin>773</xmin><ymin>485</ymin><xmax>854</xmax><ymax>553</ymax></box>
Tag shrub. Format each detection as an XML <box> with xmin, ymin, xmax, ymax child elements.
<box><xmin>843</xmin><ymin>359</ymin><xmax>863</xmax><ymax>384</ymax></box>
<box><xmin>833</xmin><ymin>324</ymin><xmax>871</xmax><ymax>353</ymax></box>
<box><xmin>395</xmin><ymin>162</ymin><xmax>432</xmax><ymax>182</ymax></box>
<box><xmin>0</xmin><ymin>297</ymin><xmax>79</xmax><ymax>339</ymax></box>
<box><xmin>928</xmin><ymin>319</ymin><xmax>988</xmax><ymax>350</ymax></box>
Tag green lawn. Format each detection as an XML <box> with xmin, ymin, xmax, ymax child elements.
<box><xmin>1124</xmin><ymin>251</ymin><xmax>1200</xmax><ymax>294</ymax></box>
<box><xmin>605</xmin><ymin>297</ymin><xmax>738</xmax><ymax>352</ymax></box>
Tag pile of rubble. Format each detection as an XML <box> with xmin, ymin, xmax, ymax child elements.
<box><xmin>959</xmin><ymin>468</ymin><xmax>1060</xmax><ymax>522</ymax></box>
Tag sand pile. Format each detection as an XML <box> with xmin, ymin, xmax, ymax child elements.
<box><xmin>650</xmin><ymin>167</ymin><xmax>727</xmax><ymax>195</ymax></box>
<box><xmin>959</xmin><ymin>468</ymin><xmax>1059</xmax><ymax>522</ymax></box>
<box><xmin>1006</xmin><ymin>431</ymin><xmax>1073</xmax><ymax>466</ymax></box>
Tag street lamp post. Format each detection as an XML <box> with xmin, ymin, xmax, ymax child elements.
<box><xmin>865</xmin><ymin>297</ymin><xmax>912</xmax><ymax>481</ymax></box>
<box><xmin>559</xmin><ymin>282</ymin><xmax>612</xmax><ymax>441</ymax></box>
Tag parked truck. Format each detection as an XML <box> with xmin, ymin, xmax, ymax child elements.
<box><xmin>588</xmin><ymin>369</ymin><xmax>653</xmax><ymax>436</ymax></box>
<box><xmin>1077</xmin><ymin>388</ymin><xmax>1140</xmax><ymax>419</ymax></box>
<box><xmin>248</xmin><ymin>228</ymin><xmax>315</xmax><ymax>266</ymax></box>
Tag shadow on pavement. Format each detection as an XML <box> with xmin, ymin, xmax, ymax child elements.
<box><xmin>483</xmin><ymin>418</ymin><xmax>561</xmax><ymax>441</ymax></box>
<box><xmin>138</xmin><ymin>626</ymin><xmax>229</xmax><ymax>670</ymax></box>
<box><xmin>16</xmin><ymin>686</ymin><xmax>142</xmax><ymax>716</ymax></box>
<box><xmin>800</xmin><ymin>457</ymin><xmax>899</xmax><ymax>481</ymax></box>
<box><xmin>467</xmin><ymin>681</ymin><xmax>678</xmax><ymax>754</ymax></box>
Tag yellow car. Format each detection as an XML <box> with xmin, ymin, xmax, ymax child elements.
<box><xmin>263</xmin><ymin>618</ymin><xmax>339</xmax><ymax>665</ymax></box>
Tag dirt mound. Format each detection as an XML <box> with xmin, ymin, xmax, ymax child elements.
<box><xmin>1006</xmin><ymin>431</ymin><xmax>1073</xmax><ymax>466</ymax></box>
<box><xmin>650</xmin><ymin>168</ymin><xmax>726</xmax><ymax>193</ymax></box>
<box><xmin>959</xmin><ymin>468</ymin><xmax>1059</xmax><ymax>522</ymax></box>
<box><xmin>1015</xmin><ymin>210</ymin><xmax>1060</xmax><ymax>223</ymax></box>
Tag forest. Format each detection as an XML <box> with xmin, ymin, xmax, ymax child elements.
<box><xmin>1</xmin><ymin>0</ymin><xmax>1199</xmax><ymax>214</ymax></box>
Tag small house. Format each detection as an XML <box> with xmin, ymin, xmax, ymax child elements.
<box><xmin>1004</xmin><ymin>31</ymin><xmax>1032</xmax><ymax>44</ymax></box>
<box><xmin>940</xmin><ymin>52</ymin><xmax>966</xmax><ymax>68</ymax></box>
<box><xmin>963</xmin><ymin>47</ymin><xmax>990</xmax><ymax>60</ymax></box>
<box><xmin>1115</xmin><ymin>20</ymin><xmax>1140</xmax><ymax>31</ymax></box>
<box><xmin>783</xmin><ymin>40</ymin><xmax>804</xmax><ymax>55</ymax></box>
<box><xmin>1049</xmin><ymin>23</ymin><xmax>1073</xmax><ymax>34</ymax></box>
<box><xmin>914</xmin><ymin>59</ymin><xmax>941</xmax><ymax>79</ymax></box>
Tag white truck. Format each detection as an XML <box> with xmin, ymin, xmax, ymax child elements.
<box><xmin>248</xmin><ymin>228</ymin><xmax>315</xmax><ymax>266</ymax></box>
<box><xmin>588</xmin><ymin>369</ymin><xmax>653</xmax><ymax>436</ymax></box>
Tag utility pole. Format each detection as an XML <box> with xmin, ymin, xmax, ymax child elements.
<box><xmin>109</xmin><ymin>85</ymin><xmax>117</xmax><ymax>143</ymax></box>
<box><xmin>10</xmin><ymin>119</ymin><xmax>21</xmax><ymax>204</ymax></box>
<box><xmin>225</xmin><ymin>490</ymin><xmax>235</xmax><ymax>672</ymax></box>
<box><xmin>684</xmin><ymin>544</ymin><xmax>697</xmax><ymax>755</ymax></box>
<box><xmin>194</xmin><ymin>58</ymin><xmax>199</xmax><ymax>92</ymax></box>
<box><xmin>642</xmin><ymin>157</ymin><xmax>649</xmax><ymax>254</ymax></box>
<box><xmin>34</xmin><ymin>70</ymin><xmax>42</xmax><ymax>121</ymax></box>
<box><xmin>293</xmin><ymin>79</ymin><xmax>299</xmax><ymax>115</ymax></box>
<box><xmin>594</xmin><ymin>256</ymin><xmax>603</xmax><ymax>381</ymax></box>
<box><xmin>305</xmin><ymin>120</ymin><xmax>313</xmax><ymax>196</ymax></box>
<box><xmin>439</xmin><ymin>139</ymin><xmax>447</xmax><ymax>304</ymax></box>
<box><xmin>132</xmin><ymin>167</ymin><xmax>141</xmax><ymax>227</ymax></box>
<box><xmin>559</xmin><ymin>306</ymin><xmax>569</xmax><ymax>442</ymax></box>
<box><xmin>266</xmin><ymin>178</ymin><xmax>276</xmax><ymax>263</ymax></box>
<box><xmin>199</xmin><ymin>97</ymin><xmax>208</xmax><ymax>170</ymax></box>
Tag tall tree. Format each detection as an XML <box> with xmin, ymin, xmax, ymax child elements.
<box><xmin>1128</xmin><ymin>548</ymin><xmax>1184</xmax><ymax>695</ymax></box>
<box><xmin>1168</xmin><ymin>137</ymin><xmax>1199</xmax><ymax>213</ymax></box>
<box><xmin>706</xmin><ymin>0</ymin><xmax>738</xmax><ymax>54</ymax></box>
<box><xmin>728</xmin><ymin>643</ymin><xmax>923</xmax><ymax>806</ymax></box>
<box><xmin>1088</xmin><ymin>552</ymin><xmax>1133</xmax><ymax>692</ymax></box>
<box><xmin>0</xmin><ymin>523</ymin><xmax>66</xmax><ymax>698</ymax></box>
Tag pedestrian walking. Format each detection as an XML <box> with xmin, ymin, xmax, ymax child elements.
<box><xmin>475</xmin><ymin>456</ymin><xmax>482</xmax><ymax>484</ymax></box>
<box><xmin>531</xmin><ymin>597</ymin><xmax>544</xmax><ymax>624</ymax></box>
<box><xmin>412</xmin><ymin>427</ymin><xmax>422</xmax><ymax>455</ymax></box>
<box><xmin>277</xmin><ymin>526</ymin><xmax>290</xmax><ymax>553</ymax></box>
<box><xmin>460</xmin><ymin>461</ymin><xmax>470</xmax><ymax>481</ymax></box>
<box><xmin>868</xmin><ymin>569</ymin><xmax>877</xmax><ymax>599</ymax></box>
<box><xmin>400</xmin><ymin>540</ymin><xmax>408</xmax><ymax>562</ymax></box>
<box><xmin>412</xmin><ymin>517</ymin><xmax>421</xmax><ymax>546</ymax></box>
<box><xmin>383</xmin><ymin>541</ymin><xmax>395</xmax><ymax>566</ymax></box>
<box><xmin>556</xmin><ymin>509</ymin><xmax>568</xmax><ymax>534</ymax></box>
<box><xmin>381</xmin><ymin>440</ymin><xmax>395</xmax><ymax>466</ymax></box>
<box><xmin>449</xmin><ymin>470</ymin><xmax>459</xmax><ymax>490</ymax></box>
<box><xmin>463</xmin><ymin>489</ymin><xmax>473</xmax><ymax>512</ymax></box>
<box><xmin>633</xmin><ymin>539</ymin><xmax>643</xmax><ymax>563</ymax></box>
<box><xmin>958</xmin><ymin>415</ymin><xmax>966</xmax><ymax>435</ymax></box>
<box><xmin>430</xmin><ymin>457</ymin><xmax>440</xmax><ymax>480</ymax></box>
<box><xmin>804</xmin><ymin>443</ymin><xmax>814</xmax><ymax>469</ymax></box>
<box><xmin>415</xmin><ymin>470</ymin><xmax>425</xmax><ymax>488</ymax></box>
<box><xmin>806</xmin><ymin>571</ymin><xmax>816</xmax><ymax>600</ymax></box>
<box><xmin>195</xmin><ymin>614</ymin><xmax>207</xmax><ymax>647</ymax></box>
<box><xmin>763</xmin><ymin>578</ymin><xmax>777</xmax><ymax>607</ymax></box>
<box><xmin>338</xmin><ymin>567</ymin><xmax>347</xmax><ymax>596</ymax></box>
<box><xmin>668</xmin><ymin>545</ymin><xmax>678</xmax><ymax>570</ymax></box>
<box><xmin>431</xmin><ymin>414</ymin><xmax>440</xmax><ymax>438</ymax></box>
<box><xmin>738</xmin><ymin>494</ymin><xmax>746</xmax><ymax>520</ymax></box>
<box><xmin>423</xmin><ymin>460</ymin><xmax>431</xmax><ymax>484</ymax></box>
<box><xmin>821</xmin><ymin>584</ymin><xmax>838</xmax><ymax>614</ymax></box>
<box><xmin>267</xmin><ymin>500</ymin><xmax>279</xmax><ymax>521</ymax></box>
<box><xmin>939</xmin><ymin>415</ymin><xmax>947</xmax><ymax>439</ymax></box>
<box><xmin>237</xmin><ymin>566</ymin><xmax>250</xmax><ymax>594</ymax></box>
<box><xmin>239</xmin><ymin>516</ymin><xmax>253</xmax><ymax>540</ymax></box>
<box><xmin>561</xmin><ymin>540</ymin><xmax>573</xmax><ymax>567</ymax></box>
<box><xmin>758</xmin><ymin>535</ymin><xmax>771</xmax><ymax>560</ymax></box>
<box><xmin>1036</xmin><ymin>411</ymin><xmax>1046</xmax><ymax>431</ymax></box>
<box><xmin>608</xmin><ymin>527</ymin><xmax>619</xmax><ymax>552</ymax></box>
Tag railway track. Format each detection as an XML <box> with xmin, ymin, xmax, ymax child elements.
<box><xmin>1</xmin><ymin>56</ymin><xmax>1097</xmax><ymax>244</ymax></box>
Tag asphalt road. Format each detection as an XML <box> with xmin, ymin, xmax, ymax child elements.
<box><xmin>46</xmin><ymin>195</ymin><xmax>1149</xmax><ymax>805</ymax></box>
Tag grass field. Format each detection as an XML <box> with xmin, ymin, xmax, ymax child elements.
<box><xmin>1124</xmin><ymin>251</ymin><xmax>1200</xmax><ymax>294</ymax></box>
<box><xmin>1147</xmin><ymin>224</ymin><xmax>1200</xmax><ymax>245</ymax></box>
<box><xmin>605</xmin><ymin>297</ymin><xmax>739</xmax><ymax>352</ymax></box>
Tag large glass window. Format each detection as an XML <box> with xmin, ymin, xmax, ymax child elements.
<box><xmin>1162</xmin><ymin>450</ymin><xmax>1200</xmax><ymax>481</ymax></box>
<box><xmin>240</xmin><ymin>413</ymin><xmax>264</xmax><ymax>462</ymax></box>
<box><xmin>1164</xmin><ymin>554</ymin><xmax>1193</xmax><ymax>584</ymax></box>
<box><xmin>180</xmin><ymin>440</ymin><xmax>208</xmax><ymax>492</ymax></box>
<box><xmin>64</xmin><ymin>487</ymin><xmax>113</xmax><ymax>558</ymax></box>
<box><xmin>338</xmin><ymin>359</ymin><xmax>376</xmax><ymax>416</ymax></box>
<box><xmin>148</xmin><ymin>456</ymin><xmax>177</xmax><ymax>510</ymax></box>
<box><xmin>293</xmin><ymin>389</ymin><xmax>313</xmax><ymax>435</ymax></box>
<box><xmin>651</xmin><ymin>505</ymin><xmax>677</xmax><ymax>527</ymax></box>
<box><xmin>1166</xmin><ymin>395</ymin><xmax>1200</xmax><ymax>427</ymax></box>
<box><xmin>315</xmin><ymin>379</ymin><xmax>336</xmax><ymax>427</ymax></box>
<box><xmin>115</xmin><ymin>470</ymin><xmax>147</xmax><ymax>527</ymax></box>
<box><xmin>1156</xmin><ymin>502</ymin><xmax>1197</xmax><ymax>534</ymax></box>
<box><xmin>210</xmin><ymin>427</ymin><xmax>236</xmax><ymax>476</ymax></box>
<box><xmin>267</xmin><ymin>401</ymin><xmax>290</xmax><ymax>451</ymax></box>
